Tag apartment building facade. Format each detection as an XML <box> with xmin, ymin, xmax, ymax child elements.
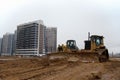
<box><xmin>0</xmin><ymin>38</ymin><xmax>2</xmax><ymax>56</ymax></box>
<box><xmin>16</xmin><ymin>20</ymin><xmax>46</xmax><ymax>56</ymax></box>
<box><xmin>1</xmin><ymin>33</ymin><xmax>14</xmax><ymax>56</ymax></box>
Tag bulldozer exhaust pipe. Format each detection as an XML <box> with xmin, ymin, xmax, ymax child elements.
<box><xmin>88</xmin><ymin>32</ymin><xmax>90</xmax><ymax>41</ymax></box>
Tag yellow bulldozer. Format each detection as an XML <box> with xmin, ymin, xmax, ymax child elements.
<box><xmin>49</xmin><ymin>33</ymin><xmax>109</xmax><ymax>62</ymax></box>
<box><xmin>58</xmin><ymin>40</ymin><xmax>79</xmax><ymax>52</ymax></box>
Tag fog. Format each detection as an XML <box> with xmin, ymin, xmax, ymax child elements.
<box><xmin>0</xmin><ymin>0</ymin><xmax>120</xmax><ymax>53</ymax></box>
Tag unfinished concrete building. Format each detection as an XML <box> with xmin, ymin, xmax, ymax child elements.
<box><xmin>46</xmin><ymin>27</ymin><xmax>57</xmax><ymax>53</ymax></box>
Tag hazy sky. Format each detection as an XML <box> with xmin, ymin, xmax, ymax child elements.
<box><xmin>0</xmin><ymin>0</ymin><xmax>120</xmax><ymax>53</ymax></box>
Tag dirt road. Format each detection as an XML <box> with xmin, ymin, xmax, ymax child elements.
<box><xmin>0</xmin><ymin>57</ymin><xmax>120</xmax><ymax>80</ymax></box>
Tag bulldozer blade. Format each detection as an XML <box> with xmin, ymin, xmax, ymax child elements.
<box><xmin>47</xmin><ymin>52</ymin><xmax>100</xmax><ymax>63</ymax></box>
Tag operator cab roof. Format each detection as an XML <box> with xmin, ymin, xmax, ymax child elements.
<box><xmin>90</xmin><ymin>35</ymin><xmax>104</xmax><ymax>38</ymax></box>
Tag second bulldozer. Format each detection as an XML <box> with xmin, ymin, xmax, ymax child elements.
<box><xmin>49</xmin><ymin>33</ymin><xmax>109</xmax><ymax>62</ymax></box>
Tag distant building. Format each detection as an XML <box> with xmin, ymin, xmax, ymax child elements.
<box><xmin>1</xmin><ymin>33</ymin><xmax>14</xmax><ymax>56</ymax></box>
<box><xmin>46</xmin><ymin>27</ymin><xmax>57</xmax><ymax>53</ymax></box>
<box><xmin>12</xmin><ymin>30</ymin><xmax>17</xmax><ymax>55</ymax></box>
<box><xmin>0</xmin><ymin>38</ymin><xmax>2</xmax><ymax>56</ymax></box>
<box><xmin>16</xmin><ymin>20</ymin><xmax>46</xmax><ymax>56</ymax></box>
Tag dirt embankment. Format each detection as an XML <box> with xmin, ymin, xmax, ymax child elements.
<box><xmin>0</xmin><ymin>57</ymin><xmax>120</xmax><ymax>80</ymax></box>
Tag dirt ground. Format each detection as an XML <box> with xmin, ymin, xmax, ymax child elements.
<box><xmin>0</xmin><ymin>56</ymin><xmax>120</xmax><ymax>80</ymax></box>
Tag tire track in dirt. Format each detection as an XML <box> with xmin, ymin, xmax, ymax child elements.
<box><xmin>0</xmin><ymin>57</ymin><xmax>120</xmax><ymax>80</ymax></box>
<box><xmin>5</xmin><ymin>65</ymin><xmax>67</xmax><ymax>80</ymax></box>
<box><xmin>101</xmin><ymin>60</ymin><xmax>120</xmax><ymax>80</ymax></box>
<box><xmin>32</xmin><ymin>63</ymin><xmax>104</xmax><ymax>80</ymax></box>
<box><xmin>1</xmin><ymin>59</ymin><xmax>68</xmax><ymax>80</ymax></box>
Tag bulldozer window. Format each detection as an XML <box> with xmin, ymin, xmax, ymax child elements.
<box><xmin>69</xmin><ymin>42</ymin><xmax>74</xmax><ymax>46</ymax></box>
<box><xmin>96</xmin><ymin>38</ymin><xmax>101</xmax><ymax>46</ymax></box>
<box><xmin>67</xmin><ymin>41</ymin><xmax>75</xmax><ymax>47</ymax></box>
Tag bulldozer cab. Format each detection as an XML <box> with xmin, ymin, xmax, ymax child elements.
<box><xmin>85</xmin><ymin>35</ymin><xmax>105</xmax><ymax>51</ymax></box>
<box><xmin>66</xmin><ymin>40</ymin><xmax>78</xmax><ymax>52</ymax></box>
<box><xmin>66</xmin><ymin>40</ymin><xmax>76</xmax><ymax>49</ymax></box>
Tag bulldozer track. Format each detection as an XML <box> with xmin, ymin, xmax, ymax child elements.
<box><xmin>4</xmin><ymin>65</ymin><xmax>68</xmax><ymax>80</ymax></box>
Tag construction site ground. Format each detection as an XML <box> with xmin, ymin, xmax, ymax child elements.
<box><xmin>0</xmin><ymin>56</ymin><xmax>120</xmax><ymax>80</ymax></box>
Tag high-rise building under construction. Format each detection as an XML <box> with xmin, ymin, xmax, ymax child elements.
<box><xmin>0</xmin><ymin>38</ymin><xmax>2</xmax><ymax>56</ymax></box>
<box><xmin>46</xmin><ymin>27</ymin><xmax>57</xmax><ymax>53</ymax></box>
<box><xmin>16</xmin><ymin>20</ymin><xmax>46</xmax><ymax>56</ymax></box>
<box><xmin>1</xmin><ymin>33</ymin><xmax>14</xmax><ymax>56</ymax></box>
